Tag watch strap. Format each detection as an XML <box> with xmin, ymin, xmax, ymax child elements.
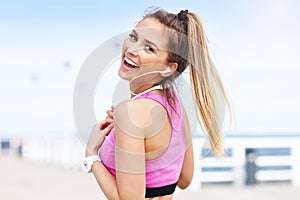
<box><xmin>83</xmin><ymin>155</ymin><xmax>101</xmax><ymax>173</ymax></box>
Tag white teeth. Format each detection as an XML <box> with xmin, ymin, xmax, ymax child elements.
<box><xmin>125</xmin><ymin>57</ymin><xmax>139</xmax><ymax>68</ymax></box>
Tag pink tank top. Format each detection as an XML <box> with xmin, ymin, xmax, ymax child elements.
<box><xmin>99</xmin><ymin>90</ymin><xmax>186</xmax><ymax>188</ymax></box>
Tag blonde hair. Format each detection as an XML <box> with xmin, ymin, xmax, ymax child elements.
<box><xmin>143</xmin><ymin>9</ymin><xmax>235</xmax><ymax>157</ymax></box>
<box><xmin>186</xmin><ymin>12</ymin><xmax>234</xmax><ymax>156</ymax></box>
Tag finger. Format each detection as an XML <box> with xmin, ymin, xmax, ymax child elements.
<box><xmin>100</xmin><ymin>118</ymin><xmax>114</xmax><ymax>129</ymax></box>
<box><xmin>106</xmin><ymin>110</ymin><xmax>114</xmax><ymax>118</ymax></box>
<box><xmin>99</xmin><ymin>119</ymin><xmax>110</xmax><ymax>130</ymax></box>
<box><xmin>111</xmin><ymin>105</ymin><xmax>114</xmax><ymax>111</ymax></box>
<box><xmin>98</xmin><ymin>120</ymin><xmax>106</xmax><ymax>127</ymax></box>
<box><xmin>92</xmin><ymin>123</ymin><xmax>101</xmax><ymax>132</ymax></box>
<box><xmin>102</xmin><ymin>123</ymin><xmax>114</xmax><ymax>136</ymax></box>
<box><xmin>105</xmin><ymin>117</ymin><xmax>113</xmax><ymax>122</ymax></box>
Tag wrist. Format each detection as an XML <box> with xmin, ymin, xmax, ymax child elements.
<box><xmin>91</xmin><ymin>160</ymin><xmax>101</xmax><ymax>172</ymax></box>
<box><xmin>85</xmin><ymin>149</ymin><xmax>98</xmax><ymax>157</ymax></box>
<box><xmin>83</xmin><ymin>155</ymin><xmax>101</xmax><ymax>173</ymax></box>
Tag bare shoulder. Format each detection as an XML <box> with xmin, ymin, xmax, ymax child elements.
<box><xmin>114</xmin><ymin>98</ymin><xmax>168</xmax><ymax>138</ymax></box>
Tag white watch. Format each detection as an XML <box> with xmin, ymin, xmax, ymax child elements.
<box><xmin>83</xmin><ymin>155</ymin><xmax>101</xmax><ymax>173</ymax></box>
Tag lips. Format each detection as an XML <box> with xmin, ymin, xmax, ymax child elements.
<box><xmin>124</xmin><ymin>57</ymin><xmax>140</xmax><ymax>69</ymax></box>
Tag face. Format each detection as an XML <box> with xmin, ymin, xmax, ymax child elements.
<box><xmin>118</xmin><ymin>18</ymin><xmax>172</xmax><ymax>92</ymax></box>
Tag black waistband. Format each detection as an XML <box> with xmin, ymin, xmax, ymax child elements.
<box><xmin>145</xmin><ymin>182</ymin><xmax>177</xmax><ymax>198</ymax></box>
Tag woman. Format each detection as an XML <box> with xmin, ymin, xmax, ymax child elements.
<box><xmin>84</xmin><ymin>8</ymin><xmax>234</xmax><ymax>199</ymax></box>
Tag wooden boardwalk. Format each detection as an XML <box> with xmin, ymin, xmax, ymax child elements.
<box><xmin>0</xmin><ymin>156</ymin><xmax>299</xmax><ymax>200</ymax></box>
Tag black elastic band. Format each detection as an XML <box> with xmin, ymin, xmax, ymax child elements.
<box><xmin>145</xmin><ymin>182</ymin><xmax>177</xmax><ymax>198</ymax></box>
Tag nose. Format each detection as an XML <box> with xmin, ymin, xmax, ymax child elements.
<box><xmin>127</xmin><ymin>48</ymin><xmax>138</xmax><ymax>57</ymax></box>
<box><xmin>126</xmin><ymin>43</ymin><xmax>142</xmax><ymax>57</ymax></box>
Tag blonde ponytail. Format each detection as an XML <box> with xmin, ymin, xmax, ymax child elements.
<box><xmin>187</xmin><ymin>13</ymin><xmax>234</xmax><ymax>157</ymax></box>
<box><xmin>143</xmin><ymin>8</ymin><xmax>235</xmax><ymax>157</ymax></box>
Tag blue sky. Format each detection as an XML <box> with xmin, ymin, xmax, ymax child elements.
<box><xmin>0</xmin><ymin>0</ymin><xmax>300</xmax><ymax>136</ymax></box>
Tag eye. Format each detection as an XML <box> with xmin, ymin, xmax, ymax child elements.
<box><xmin>129</xmin><ymin>33</ymin><xmax>137</xmax><ymax>42</ymax></box>
<box><xmin>145</xmin><ymin>44</ymin><xmax>154</xmax><ymax>52</ymax></box>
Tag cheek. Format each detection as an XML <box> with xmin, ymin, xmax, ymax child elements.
<box><xmin>122</xmin><ymin>39</ymin><xmax>130</xmax><ymax>54</ymax></box>
<box><xmin>139</xmin><ymin>52</ymin><xmax>169</xmax><ymax>66</ymax></box>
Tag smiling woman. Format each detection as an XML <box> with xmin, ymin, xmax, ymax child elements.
<box><xmin>119</xmin><ymin>18</ymin><xmax>171</xmax><ymax>93</ymax></box>
<box><xmin>84</xmin><ymin>7</ymin><xmax>234</xmax><ymax>199</ymax></box>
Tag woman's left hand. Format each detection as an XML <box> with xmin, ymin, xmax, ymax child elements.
<box><xmin>86</xmin><ymin>118</ymin><xmax>114</xmax><ymax>156</ymax></box>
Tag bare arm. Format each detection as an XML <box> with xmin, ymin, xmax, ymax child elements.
<box><xmin>86</xmin><ymin>118</ymin><xmax>121</xmax><ymax>200</ymax></box>
<box><xmin>86</xmin><ymin>102</ymin><xmax>147</xmax><ymax>199</ymax></box>
<box><xmin>177</xmin><ymin>144</ymin><xmax>194</xmax><ymax>189</ymax></box>
<box><xmin>90</xmin><ymin>161</ymin><xmax>121</xmax><ymax>200</ymax></box>
<box><xmin>114</xmin><ymin>100</ymin><xmax>147</xmax><ymax>199</ymax></box>
<box><xmin>177</xmin><ymin>106</ymin><xmax>194</xmax><ymax>189</ymax></box>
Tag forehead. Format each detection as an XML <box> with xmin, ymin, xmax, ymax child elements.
<box><xmin>135</xmin><ymin>18</ymin><xmax>169</xmax><ymax>50</ymax></box>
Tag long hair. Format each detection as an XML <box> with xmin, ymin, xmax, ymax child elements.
<box><xmin>142</xmin><ymin>8</ymin><xmax>235</xmax><ymax>157</ymax></box>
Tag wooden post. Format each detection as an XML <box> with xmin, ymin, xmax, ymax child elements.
<box><xmin>292</xmin><ymin>145</ymin><xmax>300</xmax><ymax>187</ymax></box>
<box><xmin>232</xmin><ymin>144</ymin><xmax>246</xmax><ymax>186</ymax></box>
<box><xmin>189</xmin><ymin>138</ymin><xmax>202</xmax><ymax>190</ymax></box>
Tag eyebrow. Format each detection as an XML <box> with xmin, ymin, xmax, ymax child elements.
<box><xmin>132</xmin><ymin>29</ymin><xmax>160</xmax><ymax>51</ymax></box>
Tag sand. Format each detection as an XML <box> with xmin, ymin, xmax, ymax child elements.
<box><xmin>0</xmin><ymin>155</ymin><xmax>299</xmax><ymax>200</ymax></box>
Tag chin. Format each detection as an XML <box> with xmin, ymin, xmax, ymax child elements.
<box><xmin>118</xmin><ymin>67</ymin><xmax>130</xmax><ymax>81</ymax></box>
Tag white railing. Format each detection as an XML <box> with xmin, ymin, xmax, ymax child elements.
<box><xmin>21</xmin><ymin>136</ymin><xmax>84</xmax><ymax>170</ymax></box>
<box><xmin>1</xmin><ymin>135</ymin><xmax>300</xmax><ymax>187</ymax></box>
<box><xmin>189</xmin><ymin>136</ymin><xmax>300</xmax><ymax>189</ymax></box>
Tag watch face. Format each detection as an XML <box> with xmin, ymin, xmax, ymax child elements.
<box><xmin>83</xmin><ymin>156</ymin><xmax>100</xmax><ymax>173</ymax></box>
<box><xmin>83</xmin><ymin>160</ymin><xmax>88</xmax><ymax>167</ymax></box>
<box><xmin>83</xmin><ymin>160</ymin><xmax>89</xmax><ymax>171</ymax></box>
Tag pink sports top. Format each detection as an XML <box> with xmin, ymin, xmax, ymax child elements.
<box><xmin>99</xmin><ymin>89</ymin><xmax>186</xmax><ymax>197</ymax></box>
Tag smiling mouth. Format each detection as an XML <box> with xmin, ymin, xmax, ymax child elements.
<box><xmin>124</xmin><ymin>57</ymin><xmax>140</xmax><ymax>68</ymax></box>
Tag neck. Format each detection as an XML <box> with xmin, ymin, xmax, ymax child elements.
<box><xmin>130</xmin><ymin>84</ymin><xmax>162</xmax><ymax>99</ymax></box>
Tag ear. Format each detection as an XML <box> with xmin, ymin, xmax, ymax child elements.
<box><xmin>161</xmin><ymin>62</ymin><xmax>178</xmax><ymax>77</ymax></box>
<box><xmin>168</xmin><ymin>62</ymin><xmax>178</xmax><ymax>72</ymax></box>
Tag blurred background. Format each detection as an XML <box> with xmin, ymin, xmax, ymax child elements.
<box><xmin>0</xmin><ymin>0</ymin><xmax>300</xmax><ymax>199</ymax></box>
